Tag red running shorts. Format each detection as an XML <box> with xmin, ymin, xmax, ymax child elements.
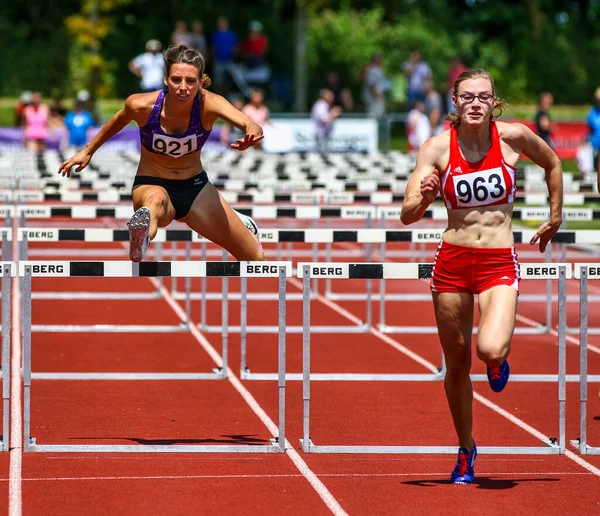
<box><xmin>430</xmin><ymin>240</ymin><xmax>520</xmax><ymax>294</ymax></box>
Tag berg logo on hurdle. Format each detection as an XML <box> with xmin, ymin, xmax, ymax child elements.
<box><xmin>312</xmin><ymin>267</ymin><xmax>344</xmax><ymax>276</ymax></box>
<box><xmin>31</xmin><ymin>264</ymin><xmax>64</xmax><ymax>274</ymax></box>
<box><xmin>525</xmin><ymin>266</ymin><xmax>558</xmax><ymax>276</ymax></box>
<box><xmin>415</xmin><ymin>231</ymin><xmax>443</xmax><ymax>242</ymax></box>
<box><xmin>246</xmin><ymin>264</ymin><xmax>279</xmax><ymax>274</ymax></box>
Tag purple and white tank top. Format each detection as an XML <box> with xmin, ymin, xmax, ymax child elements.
<box><xmin>139</xmin><ymin>90</ymin><xmax>211</xmax><ymax>158</ymax></box>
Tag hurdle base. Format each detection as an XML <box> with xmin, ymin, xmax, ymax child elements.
<box><xmin>32</xmin><ymin>292</ymin><xmax>162</xmax><ymax>301</ymax></box>
<box><xmin>378</xmin><ymin>324</ymin><xmax>548</xmax><ymax>335</ymax></box>
<box><xmin>200</xmin><ymin>324</ymin><xmax>369</xmax><ymax>334</ymax></box>
<box><xmin>241</xmin><ymin>370</ymin><xmax>445</xmax><ymax>381</ymax></box>
<box><xmin>299</xmin><ymin>439</ymin><xmax>562</xmax><ymax>454</ymax></box>
<box><xmin>570</xmin><ymin>439</ymin><xmax>600</xmax><ymax>455</ymax></box>
<box><xmin>31</xmin><ymin>324</ymin><xmax>189</xmax><ymax>333</ymax></box>
<box><xmin>242</xmin><ymin>371</ymin><xmax>598</xmax><ymax>382</ymax></box>
<box><xmin>29</xmin><ymin>372</ymin><xmax>225</xmax><ymax>380</ymax></box>
<box><xmin>25</xmin><ymin>440</ymin><xmax>284</xmax><ymax>453</ymax></box>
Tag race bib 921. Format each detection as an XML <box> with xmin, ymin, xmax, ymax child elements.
<box><xmin>452</xmin><ymin>168</ymin><xmax>507</xmax><ymax>207</ymax></box>
<box><xmin>152</xmin><ymin>133</ymin><xmax>198</xmax><ymax>157</ymax></box>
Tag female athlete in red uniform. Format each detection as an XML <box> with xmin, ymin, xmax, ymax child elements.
<box><xmin>401</xmin><ymin>69</ymin><xmax>563</xmax><ymax>484</ymax></box>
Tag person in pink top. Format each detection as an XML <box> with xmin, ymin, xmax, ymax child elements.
<box><xmin>23</xmin><ymin>92</ymin><xmax>49</xmax><ymax>152</ymax></box>
<box><xmin>242</xmin><ymin>89</ymin><xmax>269</xmax><ymax>149</ymax></box>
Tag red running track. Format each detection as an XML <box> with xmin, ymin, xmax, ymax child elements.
<box><xmin>4</xmin><ymin>239</ymin><xmax>600</xmax><ymax>515</ymax></box>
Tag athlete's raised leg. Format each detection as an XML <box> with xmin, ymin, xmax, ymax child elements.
<box><xmin>129</xmin><ymin>185</ymin><xmax>176</xmax><ymax>262</ymax></box>
<box><xmin>477</xmin><ymin>284</ymin><xmax>518</xmax><ymax>392</ymax></box>
<box><xmin>182</xmin><ymin>183</ymin><xmax>265</xmax><ymax>261</ymax></box>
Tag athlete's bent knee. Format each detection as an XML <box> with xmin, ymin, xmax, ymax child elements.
<box><xmin>476</xmin><ymin>343</ymin><xmax>510</xmax><ymax>365</ymax></box>
<box><xmin>145</xmin><ymin>193</ymin><xmax>168</xmax><ymax>214</ymax></box>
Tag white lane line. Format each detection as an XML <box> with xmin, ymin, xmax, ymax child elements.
<box><xmin>3</xmin><ymin>471</ymin><xmax>591</xmax><ymax>482</ymax></box>
<box><xmin>9</xmin><ymin>206</ymin><xmax>22</xmax><ymax>516</ymax></box>
<box><xmin>150</xmin><ymin>278</ymin><xmax>349</xmax><ymax>516</ymax></box>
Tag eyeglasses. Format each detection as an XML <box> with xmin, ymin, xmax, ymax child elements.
<box><xmin>457</xmin><ymin>93</ymin><xmax>494</xmax><ymax>104</ymax></box>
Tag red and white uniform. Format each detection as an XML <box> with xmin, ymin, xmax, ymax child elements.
<box><xmin>431</xmin><ymin>122</ymin><xmax>520</xmax><ymax>294</ymax></box>
<box><xmin>440</xmin><ymin>122</ymin><xmax>516</xmax><ymax>210</ymax></box>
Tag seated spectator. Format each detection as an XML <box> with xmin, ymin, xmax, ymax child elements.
<box><xmin>326</xmin><ymin>71</ymin><xmax>354</xmax><ymax>111</ymax></box>
<box><xmin>171</xmin><ymin>20</ymin><xmax>193</xmax><ymax>48</ymax></box>
<box><xmin>65</xmin><ymin>93</ymin><xmax>95</xmax><ymax>152</ymax></box>
<box><xmin>240</xmin><ymin>21</ymin><xmax>268</xmax><ymax>69</ymax></box>
<box><xmin>191</xmin><ymin>20</ymin><xmax>208</xmax><ymax>56</ymax></box>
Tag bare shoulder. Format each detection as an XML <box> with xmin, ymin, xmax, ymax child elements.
<box><xmin>496</xmin><ymin>121</ymin><xmax>531</xmax><ymax>142</ymax></box>
<box><xmin>419</xmin><ymin>130</ymin><xmax>450</xmax><ymax>163</ymax></box>
<box><xmin>202</xmin><ymin>89</ymin><xmax>227</xmax><ymax>110</ymax></box>
<box><xmin>125</xmin><ymin>91</ymin><xmax>159</xmax><ymax>113</ymax></box>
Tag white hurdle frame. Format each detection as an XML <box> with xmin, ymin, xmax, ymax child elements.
<box><xmin>299</xmin><ymin>262</ymin><xmax>570</xmax><ymax>455</ymax></box>
<box><xmin>0</xmin><ymin>262</ymin><xmax>15</xmax><ymax>451</ymax></box>
<box><xmin>20</xmin><ymin>260</ymin><xmax>289</xmax><ymax>453</ymax></box>
<box><xmin>571</xmin><ymin>264</ymin><xmax>600</xmax><ymax>455</ymax></box>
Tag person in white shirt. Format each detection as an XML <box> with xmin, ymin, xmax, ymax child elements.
<box><xmin>406</xmin><ymin>100</ymin><xmax>431</xmax><ymax>151</ymax></box>
<box><xmin>128</xmin><ymin>40</ymin><xmax>166</xmax><ymax>93</ymax></box>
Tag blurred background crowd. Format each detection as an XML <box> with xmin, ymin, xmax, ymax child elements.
<box><xmin>2</xmin><ymin>1</ymin><xmax>600</xmax><ymax>168</ymax></box>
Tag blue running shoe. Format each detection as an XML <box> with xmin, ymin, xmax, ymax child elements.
<box><xmin>451</xmin><ymin>442</ymin><xmax>477</xmax><ymax>485</ymax></box>
<box><xmin>487</xmin><ymin>360</ymin><xmax>510</xmax><ymax>393</ymax></box>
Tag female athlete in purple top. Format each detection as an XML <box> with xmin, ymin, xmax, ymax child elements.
<box><xmin>58</xmin><ymin>45</ymin><xmax>265</xmax><ymax>262</ymax></box>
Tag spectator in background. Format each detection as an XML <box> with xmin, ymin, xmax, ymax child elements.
<box><xmin>48</xmin><ymin>95</ymin><xmax>68</xmax><ymax>150</ymax></box>
<box><xmin>240</xmin><ymin>21</ymin><xmax>268</xmax><ymax>69</ymax></box>
<box><xmin>65</xmin><ymin>91</ymin><xmax>95</xmax><ymax>152</ymax></box>
<box><xmin>446</xmin><ymin>56</ymin><xmax>468</xmax><ymax>113</ymax></box>
<box><xmin>311</xmin><ymin>89</ymin><xmax>342</xmax><ymax>152</ymax></box>
<box><xmin>22</xmin><ymin>92</ymin><xmax>49</xmax><ymax>152</ymax></box>
<box><xmin>327</xmin><ymin>71</ymin><xmax>354</xmax><ymax>112</ymax></box>
<box><xmin>129</xmin><ymin>39</ymin><xmax>165</xmax><ymax>93</ymax></box>
<box><xmin>242</xmin><ymin>89</ymin><xmax>270</xmax><ymax>150</ymax></box>
<box><xmin>406</xmin><ymin>100</ymin><xmax>431</xmax><ymax>152</ymax></box>
<box><xmin>191</xmin><ymin>20</ymin><xmax>208</xmax><ymax>57</ymax></box>
<box><xmin>362</xmin><ymin>53</ymin><xmax>390</xmax><ymax>119</ymax></box>
<box><xmin>424</xmin><ymin>79</ymin><xmax>444</xmax><ymax>136</ymax></box>
<box><xmin>589</xmin><ymin>88</ymin><xmax>600</xmax><ymax>181</ymax></box>
<box><xmin>211</xmin><ymin>16</ymin><xmax>238</xmax><ymax>96</ymax></box>
<box><xmin>535</xmin><ymin>92</ymin><xmax>554</xmax><ymax>149</ymax></box>
<box><xmin>403</xmin><ymin>50</ymin><xmax>431</xmax><ymax>108</ymax></box>
<box><xmin>171</xmin><ymin>20</ymin><xmax>193</xmax><ymax>48</ymax></box>
<box><xmin>219</xmin><ymin>97</ymin><xmax>245</xmax><ymax>147</ymax></box>
<box><xmin>14</xmin><ymin>90</ymin><xmax>33</xmax><ymax>127</ymax></box>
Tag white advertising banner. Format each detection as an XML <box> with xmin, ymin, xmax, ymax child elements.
<box><xmin>261</xmin><ymin>117</ymin><xmax>379</xmax><ymax>154</ymax></box>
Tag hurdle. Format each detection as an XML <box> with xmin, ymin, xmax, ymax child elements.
<box><xmin>20</xmin><ymin>260</ymin><xmax>289</xmax><ymax>453</ymax></box>
<box><xmin>570</xmin><ymin>264</ymin><xmax>600</xmax><ymax>455</ymax></box>
<box><xmin>0</xmin><ymin>228</ymin><xmax>11</xmax><ymax>261</ymax></box>
<box><xmin>299</xmin><ymin>262</ymin><xmax>570</xmax><ymax>454</ymax></box>
<box><xmin>0</xmin><ymin>262</ymin><xmax>15</xmax><ymax>451</ymax></box>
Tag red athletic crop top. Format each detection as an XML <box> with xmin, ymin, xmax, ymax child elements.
<box><xmin>440</xmin><ymin>122</ymin><xmax>516</xmax><ymax>210</ymax></box>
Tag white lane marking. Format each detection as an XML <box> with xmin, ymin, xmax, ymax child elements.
<box><xmin>9</xmin><ymin>205</ymin><xmax>22</xmax><ymax>516</ymax></box>
<box><xmin>151</xmin><ymin>278</ymin><xmax>349</xmax><ymax>516</ymax></box>
<box><xmin>3</xmin><ymin>471</ymin><xmax>592</xmax><ymax>482</ymax></box>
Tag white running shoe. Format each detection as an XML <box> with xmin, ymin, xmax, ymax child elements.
<box><xmin>127</xmin><ymin>207</ymin><xmax>151</xmax><ymax>262</ymax></box>
<box><xmin>234</xmin><ymin>209</ymin><xmax>258</xmax><ymax>235</ymax></box>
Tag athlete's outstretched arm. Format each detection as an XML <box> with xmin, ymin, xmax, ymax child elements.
<box><xmin>58</xmin><ymin>95</ymin><xmax>139</xmax><ymax>177</ymax></box>
<box><xmin>400</xmin><ymin>137</ymin><xmax>442</xmax><ymax>225</ymax></box>
<box><xmin>207</xmin><ymin>94</ymin><xmax>264</xmax><ymax>151</ymax></box>
<box><xmin>507</xmin><ymin>123</ymin><xmax>563</xmax><ymax>252</ymax></box>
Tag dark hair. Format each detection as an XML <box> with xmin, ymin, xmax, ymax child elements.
<box><xmin>446</xmin><ymin>68</ymin><xmax>507</xmax><ymax>128</ymax></box>
<box><xmin>163</xmin><ymin>45</ymin><xmax>211</xmax><ymax>88</ymax></box>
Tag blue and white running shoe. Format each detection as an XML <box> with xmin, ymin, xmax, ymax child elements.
<box><xmin>487</xmin><ymin>360</ymin><xmax>510</xmax><ymax>393</ymax></box>
<box><xmin>451</xmin><ymin>441</ymin><xmax>477</xmax><ymax>485</ymax></box>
